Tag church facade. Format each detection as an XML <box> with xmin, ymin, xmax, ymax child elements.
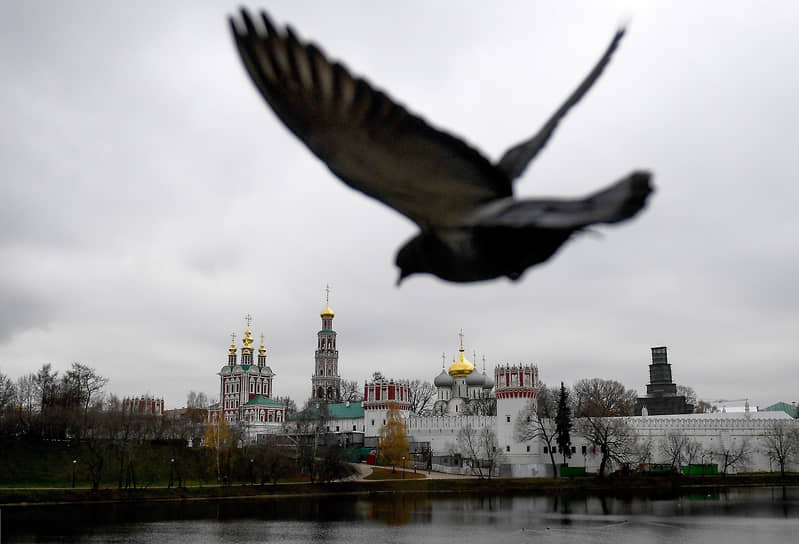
<box><xmin>208</xmin><ymin>315</ymin><xmax>285</xmax><ymax>431</ymax></box>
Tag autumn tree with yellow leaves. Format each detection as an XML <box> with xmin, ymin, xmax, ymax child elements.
<box><xmin>203</xmin><ymin>415</ymin><xmax>237</xmax><ymax>484</ymax></box>
<box><xmin>378</xmin><ymin>402</ymin><xmax>409</xmax><ymax>470</ymax></box>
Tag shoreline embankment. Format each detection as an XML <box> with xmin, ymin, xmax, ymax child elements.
<box><xmin>3</xmin><ymin>473</ymin><xmax>799</xmax><ymax>507</ymax></box>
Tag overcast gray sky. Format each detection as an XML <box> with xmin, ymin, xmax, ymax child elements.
<box><xmin>1</xmin><ymin>0</ymin><xmax>797</xmax><ymax>411</ymax></box>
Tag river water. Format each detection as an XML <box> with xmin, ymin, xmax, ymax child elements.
<box><xmin>3</xmin><ymin>486</ymin><xmax>799</xmax><ymax>543</ymax></box>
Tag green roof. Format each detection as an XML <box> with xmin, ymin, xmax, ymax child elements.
<box><xmin>244</xmin><ymin>395</ymin><xmax>284</xmax><ymax>407</ymax></box>
<box><xmin>326</xmin><ymin>402</ymin><xmax>364</xmax><ymax>419</ymax></box>
<box><xmin>763</xmin><ymin>402</ymin><xmax>798</xmax><ymax>418</ymax></box>
<box><xmin>290</xmin><ymin>401</ymin><xmax>364</xmax><ymax>421</ymax></box>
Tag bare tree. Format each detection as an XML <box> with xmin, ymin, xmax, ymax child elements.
<box><xmin>575</xmin><ymin>416</ymin><xmax>640</xmax><ymax>476</ymax></box>
<box><xmin>514</xmin><ymin>384</ymin><xmax>559</xmax><ymax>477</ymax></box>
<box><xmin>457</xmin><ymin>423</ymin><xmax>502</xmax><ymax>479</ymax></box>
<box><xmin>408</xmin><ymin>379</ymin><xmax>435</xmax><ymax>415</ymax></box>
<box><xmin>34</xmin><ymin>363</ymin><xmax>59</xmax><ymax>411</ymax></box>
<box><xmin>761</xmin><ymin>421</ymin><xmax>799</xmax><ymax>477</ymax></box>
<box><xmin>660</xmin><ymin>430</ymin><xmax>690</xmax><ymax>469</ymax></box>
<box><xmin>187</xmin><ymin>391</ymin><xmax>210</xmax><ymax>409</ymax></box>
<box><xmin>573</xmin><ymin>378</ymin><xmax>637</xmax><ymax>418</ymax></box>
<box><xmin>684</xmin><ymin>438</ymin><xmax>704</xmax><ymax>467</ymax></box>
<box><xmin>254</xmin><ymin>436</ymin><xmax>294</xmax><ymax>485</ymax></box>
<box><xmin>64</xmin><ymin>363</ymin><xmax>108</xmax><ymax>418</ymax></box>
<box><xmin>340</xmin><ymin>379</ymin><xmax>363</xmax><ymax>402</ymax></box>
<box><xmin>467</xmin><ymin>396</ymin><xmax>496</xmax><ymax>416</ymax></box>
<box><xmin>0</xmin><ymin>371</ymin><xmax>14</xmax><ymax>408</ymax></box>
<box><xmin>714</xmin><ymin>438</ymin><xmax>752</xmax><ymax>475</ymax></box>
<box><xmin>694</xmin><ymin>400</ymin><xmax>718</xmax><ymax>414</ymax></box>
<box><xmin>572</xmin><ymin>378</ymin><xmax>639</xmax><ymax>476</ymax></box>
<box><xmin>275</xmin><ymin>396</ymin><xmax>297</xmax><ymax>417</ymax></box>
<box><xmin>288</xmin><ymin>401</ymin><xmax>329</xmax><ymax>483</ymax></box>
<box><xmin>0</xmin><ymin>372</ymin><xmax>17</xmax><ymax>437</ymax></box>
<box><xmin>16</xmin><ymin>374</ymin><xmax>37</xmax><ymax>416</ymax></box>
<box><xmin>478</xmin><ymin>426</ymin><xmax>503</xmax><ymax>479</ymax></box>
<box><xmin>676</xmin><ymin>385</ymin><xmax>698</xmax><ymax>407</ymax></box>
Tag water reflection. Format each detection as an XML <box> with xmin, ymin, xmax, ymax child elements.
<box><xmin>4</xmin><ymin>486</ymin><xmax>799</xmax><ymax>543</ymax></box>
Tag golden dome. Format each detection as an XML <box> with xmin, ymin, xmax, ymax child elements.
<box><xmin>448</xmin><ymin>350</ymin><xmax>475</xmax><ymax>378</ymax></box>
<box><xmin>242</xmin><ymin>327</ymin><xmax>254</xmax><ymax>354</ymax></box>
<box><xmin>228</xmin><ymin>331</ymin><xmax>237</xmax><ymax>356</ymax></box>
<box><xmin>320</xmin><ymin>304</ymin><xmax>334</xmax><ymax>319</ymax></box>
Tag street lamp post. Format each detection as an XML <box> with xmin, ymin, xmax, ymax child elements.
<box><xmin>402</xmin><ymin>456</ymin><xmax>405</xmax><ymax>479</ymax></box>
<box><xmin>72</xmin><ymin>459</ymin><xmax>77</xmax><ymax>488</ymax></box>
<box><xmin>250</xmin><ymin>458</ymin><xmax>255</xmax><ymax>486</ymax></box>
<box><xmin>169</xmin><ymin>458</ymin><xmax>175</xmax><ymax>488</ymax></box>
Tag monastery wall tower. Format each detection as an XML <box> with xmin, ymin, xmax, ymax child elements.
<box><xmin>312</xmin><ymin>286</ymin><xmax>341</xmax><ymax>402</ymax></box>
<box><xmin>363</xmin><ymin>378</ymin><xmax>411</xmax><ymax>437</ymax></box>
<box><xmin>494</xmin><ymin>363</ymin><xmax>538</xmax><ymax>458</ymax></box>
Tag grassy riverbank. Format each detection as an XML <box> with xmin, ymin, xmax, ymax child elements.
<box><xmin>3</xmin><ymin>473</ymin><xmax>799</xmax><ymax>507</ymax></box>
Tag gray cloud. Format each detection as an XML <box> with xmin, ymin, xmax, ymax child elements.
<box><xmin>1</xmin><ymin>1</ymin><xmax>797</xmax><ymax>411</ymax></box>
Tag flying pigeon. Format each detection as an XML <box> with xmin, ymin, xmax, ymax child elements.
<box><xmin>229</xmin><ymin>9</ymin><xmax>653</xmax><ymax>284</ymax></box>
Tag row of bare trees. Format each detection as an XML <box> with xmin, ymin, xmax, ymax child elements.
<box><xmin>515</xmin><ymin>377</ymin><xmax>799</xmax><ymax>477</ymax></box>
<box><xmin>1</xmin><ymin>363</ymin><xmax>109</xmax><ymax>440</ymax></box>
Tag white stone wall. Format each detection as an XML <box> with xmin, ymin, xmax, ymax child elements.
<box><xmin>526</xmin><ymin>412</ymin><xmax>799</xmax><ymax>475</ymax></box>
<box><xmin>352</xmin><ymin>407</ymin><xmax>799</xmax><ymax>476</ymax></box>
<box><xmin>407</xmin><ymin>415</ymin><xmax>492</xmax><ymax>453</ymax></box>
<box><xmin>626</xmin><ymin>412</ymin><xmax>799</xmax><ymax>473</ymax></box>
<box><xmin>326</xmin><ymin>416</ymin><xmax>363</xmax><ymax>434</ymax></box>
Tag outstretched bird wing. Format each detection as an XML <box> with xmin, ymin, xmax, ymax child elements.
<box><xmin>473</xmin><ymin>171</ymin><xmax>652</xmax><ymax>230</ymax></box>
<box><xmin>230</xmin><ymin>9</ymin><xmax>512</xmax><ymax>229</ymax></box>
<box><xmin>495</xmin><ymin>29</ymin><xmax>626</xmax><ymax>181</ymax></box>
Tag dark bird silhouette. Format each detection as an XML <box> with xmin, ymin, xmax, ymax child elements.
<box><xmin>229</xmin><ymin>9</ymin><xmax>653</xmax><ymax>284</ymax></box>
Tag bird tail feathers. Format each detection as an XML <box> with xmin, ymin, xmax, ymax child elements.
<box><xmin>476</xmin><ymin>171</ymin><xmax>653</xmax><ymax>230</ymax></box>
<box><xmin>586</xmin><ymin>170</ymin><xmax>653</xmax><ymax>224</ymax></box>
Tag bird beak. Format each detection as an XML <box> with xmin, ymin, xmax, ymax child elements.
<box><xmin>396</xmin><ymin>269</ymin><xmax>411</xmax><ymax>287</ymax></box>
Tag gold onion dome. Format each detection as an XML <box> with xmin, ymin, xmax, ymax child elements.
<box><xmin>242</xmin><ymin>327</ymin><xmax>254</xmax><ymax>353</ymax></box>
<box><xmin>448</xmin><ymin>350</ymin><xmax>475</xmax><ymax>378</ymax></box>
<box><xmin>321</xmin><ymin>304</ymin><xmax>334</xmax><ymax>319</ymax></box>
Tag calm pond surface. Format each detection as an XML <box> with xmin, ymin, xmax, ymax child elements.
<box><xmin>3</xmin><ymin>486</ymin><xmax>799</xmax><ymax>543</ymax></box>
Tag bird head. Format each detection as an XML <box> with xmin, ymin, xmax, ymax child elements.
<box><xmin>395</xmin><ymin>234</ymin><xmax>429</xmax><ymax>286</ymax></box>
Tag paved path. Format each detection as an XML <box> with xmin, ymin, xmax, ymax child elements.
<box><xmin>347</xmin><ymin>463</ymin><xmax>476</xmax><ymax>480</ymax></box>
